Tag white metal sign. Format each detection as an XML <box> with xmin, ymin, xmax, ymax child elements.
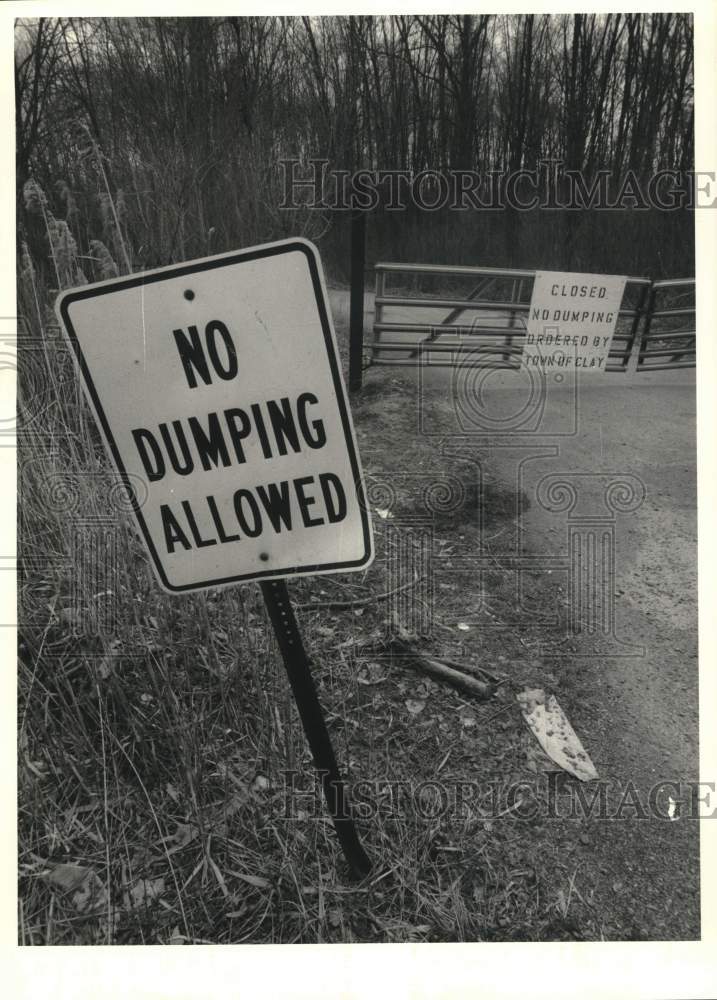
<box><xmin>56</xmin><ymin>239</ymin><xmax>374</xmax><ymax>592</ymax></box>
<box><xmin>522</xmin><ymin>271</ymin><xmax>628</xmax><ymax>371</ymax></box>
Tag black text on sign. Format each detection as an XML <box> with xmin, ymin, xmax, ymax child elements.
<box><xmin>56</xmin><ymin>239</ymin><xmax>374</xmax><ymax>591</ymax></box>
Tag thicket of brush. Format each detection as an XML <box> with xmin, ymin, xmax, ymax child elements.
<box><xmin>17</xmin><ymin>15</ymin><xmax>694</xmax><ymax>288</ymax></box>
<box><xmin>17</xmin><ymin>175</ymin><xmax>289</xmax><ymax>943</ymax></box>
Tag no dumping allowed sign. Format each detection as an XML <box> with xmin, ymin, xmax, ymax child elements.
<box><xmin>522</xmin><ymin>271</ymin><xmax>628</xmax><ymax>371</ymax></box>
<box><xmin>55</xmin><ymin>238</ymin><xmax>374</xmax><ymax>593</ymax></box>
<box><xmin>56</xmin><ymin>237</ymin><xmax>376</xmax><ymax>876</ymax></box>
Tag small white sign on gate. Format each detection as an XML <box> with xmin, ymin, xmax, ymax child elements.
<box><xmin>522</xmin><ymin>271</ymin><xmax>628</xmax><ymax>371</ymax></box>
<box><xmin>56</xmin><ymin>238</ymin><xmax>374</xmax><ymax>592</ymax></box>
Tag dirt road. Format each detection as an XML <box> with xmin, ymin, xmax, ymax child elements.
<box><xmin>329</xmin><ymin>288</ymin><xmax>699</xmax><ymax>937</ymax></box>
<box><xmin>420</xmin><ymin>363</ymin><xmax>700</xmax><ymax>937</ymax></box>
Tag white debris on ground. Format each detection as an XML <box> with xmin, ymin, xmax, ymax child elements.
<box><xmin>517</xmin><ymin>687</ymin><xmax>599</xmax><ymax>782</ymax></box>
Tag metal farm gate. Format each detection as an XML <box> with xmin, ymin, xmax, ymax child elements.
<box><xmin>637</xmin><ymin>278</ymin><xmax>696</xmax><ymax>371</ymax></box>
<box><xmin>365</xmin><ymin>263</ymin><xmax>693</xmax><ymax>376</ymax></box>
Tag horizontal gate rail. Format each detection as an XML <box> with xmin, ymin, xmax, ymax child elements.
<box><xmin>372</xmin><ymin>263</ymin><xmax>532</xmax><ymax>370</ymax></box>
<box><xmin>374</xmin><ymin>323</ymin><xmax>527</xmax><ymax>336</ymax></box>
<box><xmin>637</xmin><ymin>278</ymin><xmax>695</xmax><ymax>371</ymax></box>
<box><xmin>373</xmin><ymin>341</ymin><xmax>524</xmax><ymax>354</ymax></box>
<box><xmin>374</xmin><ymin>296</ymin><xmax>531</xmax><ymax>312</ymax></box>
<box><xmin>374</xmin><ymin>262</ymin><xmax>535</xmax><ymax>278</ymax></box>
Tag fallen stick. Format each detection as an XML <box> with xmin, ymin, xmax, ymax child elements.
<box><xmin>295</xmin><ymin>574</ymin><xmax>423</xmax><ymax>612</ymax></box>
<box><xmin>437</xmin><ymin>655</ymin><xmax>504</xmax><ymax>686</ymax></box>
<box><xmin>394</xmin><ymin>643</ymin><xmax>495</xmax><ymax>700</ymax></box>
<box><xmin>388</xmin><ymin>614</ymin><xmax>504</xmax><ymax>688</ymax></box>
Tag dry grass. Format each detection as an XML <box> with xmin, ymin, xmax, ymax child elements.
<box><xmin>18</xmin><ymin>177</ymin><xmax>641</xmax><ymax>946</ymax></box>
<box><xmin>16</xmin><ymin>352</ymin><xmax>598</xmax><ymax>944</ymax></box>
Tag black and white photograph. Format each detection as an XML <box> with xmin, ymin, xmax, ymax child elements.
<box><xmin>6</xmin><ymin>0</ymin><xmax>717</xmax><ymax>994</ymax></box>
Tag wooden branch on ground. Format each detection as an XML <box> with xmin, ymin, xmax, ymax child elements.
<box><xmin>295</xmin><ymin>574</ymin><xmax>423</xmax><ymax>612</ymax></box>
<box><xmin>391</xmin><ymin>638</ymin><xmax>496</xmax><ymax>700</ymax></box>
<box><xmin>435</xmin><ymin>655</ymin><xmax>505</xmax><ymax>686</ymax></box>
<box><xmin>388</xmin><ymin>612</ymin><xmax>504</xmax><ymax>692</ymax></box>
<box><xmin>402</xmin><ymin>649</ymin><xmax>495</xmax><ymax>699</ymax></box>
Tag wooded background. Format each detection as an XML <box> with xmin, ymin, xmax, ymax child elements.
<box><xmin>16</xmin><ymin>14</ymin><xmax>694</xmax><ymax>287</ymax></box>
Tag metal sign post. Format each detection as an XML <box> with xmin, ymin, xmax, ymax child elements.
<box><xmin>55</xmin><ymin>237</ymin><xmax>374</xmax><ymax>878</ymax></box>
<box><xmin>261</xmin><ymin>578</ymin><xmax>371</xmax><ymax>877</ymax></box>
<box><xmin>348</xmin><ymin>209</ymin><xmax>366</xmax><ymax>393</ymax></box>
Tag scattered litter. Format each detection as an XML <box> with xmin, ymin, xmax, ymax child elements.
<box><xmin>457</xmin><ymin>622</ymin><xmax>471</xmax><ymax>631</ymax></box>
<box><xmin>97</xmin><ymin>638</ymin><xmax>121</xmax><ymax>679</ymax></box>
<box><xmin>458</xmin><ymin>707</ymin><xmax>476</xmax><ymax>728</ymax></box>
<box><xmin>405</xmin><ymin>698</ymin><xmax>426</xmax><ymax>715</ymax></box>
<box><xmin>164</xmin><ymin>821</ymin><xmax>199</xmax><ymax>854</ymax></box>
<box><xmin>517</xmin><ymin>688</ymin><xmax>598</xmax><ymax>781</ymax></box>
<box><xmin>130</xmin><ymin>876</ymin><xmax>165</xmax><ymax>908</ymax></box>
<box><xmin>43</xmin><ymin>861</ymin><xmax>115</xmax><ymax>940</ymax></box>
<box><xmin>357</xmin><ymin>662</ymin><xmax>386</xmax><ymax>686</ymax></box>
<box><xmin>43</xmin><ymin>863</ymin><xmax>106</xmax><ymax>913</ymax></box>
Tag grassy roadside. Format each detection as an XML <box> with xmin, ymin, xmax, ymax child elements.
<box><xmin>18</xmin><ymin>287</ymin><xmax>620</xmax><ymax>944</ymax></box>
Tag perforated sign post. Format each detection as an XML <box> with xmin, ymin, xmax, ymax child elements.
<box><xmin>56</xmin><ymin>238</ymin><xmax>374</xmax><ymax>877</ymax></box>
